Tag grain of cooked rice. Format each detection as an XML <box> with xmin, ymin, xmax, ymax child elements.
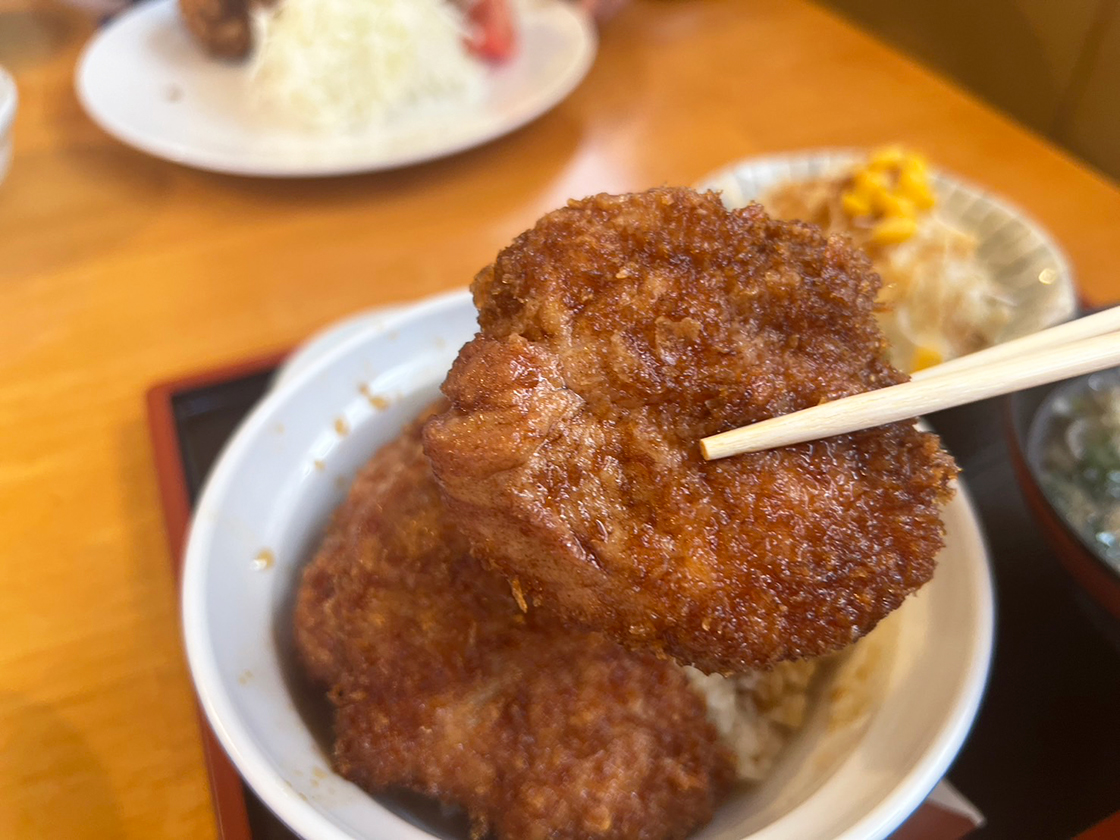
<box><xmin>684</xmin><ymin>660</ymin><xmax>819</xmax><ymax>782</ymax></box>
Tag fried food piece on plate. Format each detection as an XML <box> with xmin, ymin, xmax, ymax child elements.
<box><xmin>294</xmin><ymin>408</ymin><xmax>733</xmax><ymax>840</ymax></box>
<box><xmin>178</xmin><ymin>0</ymin><xmax>511</xmax><ymax>62</ymax></box>
<box><xmin>424</xmin><ymin>187</ymin><xmax>958</xmax><ymax>675</ymax></box>
<box><xmin>178</xmin><ymin>0</ymin><xmax>254</xmax><ymax>59</ymax></box>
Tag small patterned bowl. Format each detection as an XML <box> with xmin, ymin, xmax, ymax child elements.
<box><xmin>698</xmin><ymin>150</ymin><xmax>1077</xmax><ymax>350</ymax></box>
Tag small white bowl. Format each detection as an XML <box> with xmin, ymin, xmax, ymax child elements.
<box><xmin>0</xmin><ymin>66</ymin><xmax>17</xmax><ymax>185</ymax></box>
<box><xmin>698</xmin><ymin>150</ymin><xmax>1078</xmax><ymax>346</ymax></box>
<box><xmin>183</xmin><ymin>291</ymin><xmax>993</xmax><ymax>840</ymax></box>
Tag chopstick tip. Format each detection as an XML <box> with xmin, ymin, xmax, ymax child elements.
<box><xmin>699</xmin><ymin>437</ymin><xmax>718</xmax><ymax>461</ymax></box>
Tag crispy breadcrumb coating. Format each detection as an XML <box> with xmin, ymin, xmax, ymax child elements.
<box><xmin>295</xmin><ymin>408</ymin><xmax>733</xmax><ymax>840</ymax></box>
<box><xmin>425</xmin><ymin>188</ymin><xmax>957</xmax><ymax>674</ymax></box>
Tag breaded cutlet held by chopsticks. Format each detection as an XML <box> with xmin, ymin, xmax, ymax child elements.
<box><xmin>424</xmin><ymin>187</ymin><xmax>957</xmax><ymax>675</ymax></box>
<box><xmin>701</xmin><ymin>308</ymin><xmax>1120</xmax><ymax>459</ymax></box>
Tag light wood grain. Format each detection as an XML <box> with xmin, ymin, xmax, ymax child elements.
<box><xmin>3</xmin><ymin>0</ymin><xmax>1120</xmax><ymax>837</ymax></box>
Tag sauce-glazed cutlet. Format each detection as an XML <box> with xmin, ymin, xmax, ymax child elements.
<box><xmin>294</xmin><ymin>407</ymin><xmax>733</xmax><ymax>840</ymax></box>
<box><xmin>179</xmin><ymin>0</ymin><xmax>255</xmax><ymax>59</ymax></box>
<box><xmin>424</xmin><ymin>188</ymin><xmax>958</xmax><ymax>675</ymax></box>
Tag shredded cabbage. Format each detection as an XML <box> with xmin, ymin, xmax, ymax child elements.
<box><xmin>764</xmin><ymin>162</ymin><xmax>1012</xmax><ymax>373</ymax></box>
<box><xmin>251</xmin><ymin>0</ymin><xmax>485</xmax><ymax>131</ymax></box>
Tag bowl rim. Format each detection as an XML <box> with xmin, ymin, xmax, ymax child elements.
<box><xmin>1004</xmin><ymin>385</ymin><xmax>1120</xmax><ymax>617</ymax></box>
<box><xmin>183</xmin><ymin>290</ymin><xmax>994</xmax><ymax>840</ymax></box>
<box><xmin>183</xmin><ymin>292</ymin><xmax>468</xmax><ymax>840</ymax></box>
<box><xmin>818</xmin><ymin>473</ymin><xmax>993</xmax><ymax>840</ymax></box>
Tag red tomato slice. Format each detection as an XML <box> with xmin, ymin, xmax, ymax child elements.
<box><xmin>463</xmin><ymin>0</ymin><xmax>516</xmax><ymax>62</ymax></box>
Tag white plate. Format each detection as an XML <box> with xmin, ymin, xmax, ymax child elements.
<box><xmin>698</xmin><ymin>150</ymin><xmax>1078</xmax><ymax>345</ymax></box>
<box><xmin>76</xmin><ymin>0</ymin><xmax>596</xmax><ymax>177</ymax></box>
<box><xmin>182</xmin><ymin>290</ymin><xmax>993</xmax><ymax>840</ymax></box>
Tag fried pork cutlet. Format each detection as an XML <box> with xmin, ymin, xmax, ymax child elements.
<box><xmin>177</xmin><ymin>0</ymin><xmax>502</xmax><ymax>61</ymax></box>
<box><xmin>424</xmin><ymin>188</ymin><xmax>958</xmax><ymax>675</ymax></box>
<box><xmin>178</xmin><ymin>0</ymin><xmax>255</xmax><ymax>59</ymax></box>
<box><xmin>294</xmin><ymin>409</ymin><xmax>733</xmax><ymax>840</ymax></box>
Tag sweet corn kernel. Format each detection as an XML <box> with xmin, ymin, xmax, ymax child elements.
<box><xmin>846</xmin><ymin>147</ymin><xmax>935</xmax><ymax>232</ymax></box>
<box><xmin>904</xmin><ymin>152</ymin><xmax>929</xmax><ymax>174</ymax></box>
<box><xmin>842</xmin><ymin>190</ymin><xmax>872</xmax><ymax>217</ymax></box>
<box><xmin>870</xmin><ymin>216</ymin><xmax>918</xmax><ymax>245</ymax></box>
<box><xmin>869</xmin><ymin>145</ymin><xmax>906</xmax><ymax>170</ymax></box>
<box><xmin>871</xmin><ymin>191</ymin><xmax>916</xmax><ymax>219</ymax></box>
<box><xmin>912</xmin><ymin>346</ymin><xmax>943</xmax><ymax>372</ymax></box>
<box><xmin>898</xmin><ymin>165</ymin><xmax>935</xmax><ymax>209</ymax></box>
<box><xmin>853</xmin><ymin>168</ymin><xmax>889</xmax><ymax>196</ymax></box>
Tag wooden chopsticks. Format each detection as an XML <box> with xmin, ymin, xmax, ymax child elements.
<box><xmin>699</xmin><ymin>307</ymin><xmax>1120</xmax><ymax>461</ymax></box>
<box><xmin>909</xmin><ymin>305</ymin><xmax>1120</xmax><ymax>381</ymax></box>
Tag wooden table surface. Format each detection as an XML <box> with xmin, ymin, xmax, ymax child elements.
<box><xmin>2</xmin><ymin>0</ymin><xmax>1120</xmax><ymax>837</ymax></box>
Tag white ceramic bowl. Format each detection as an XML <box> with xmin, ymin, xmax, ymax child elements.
<box><xmin>183</xmin><ymin>291</ymin><xmax>994</xmax><ymax>840</ymax></box>
<box><xmin>698</xmin><ymin>150</ymin><xmax>1078</xmax><ymax>345</ymax></box>
<box><xmin>0</xmin><ymin>66</ymin><xmax>17</xmax><ymax>186</ymax></box>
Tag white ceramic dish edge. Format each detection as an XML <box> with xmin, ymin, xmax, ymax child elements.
<box><xmin>272</xmin><ymin>303</ymin><xmax>408</xmax><ymax>391</ymax></box>
<box><xmin>812</xmin><ymin>475</ymin><xmax>991</xmax><ymax>840</ymax></box>
<box><xmin>183</xmin><ymin>292</ymin><xmax>476</xmax><ymax>840</ymax></box>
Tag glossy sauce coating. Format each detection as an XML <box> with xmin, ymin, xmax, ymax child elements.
<box><xmin>294</xmin><ymin>409</ymin><xmax>733</xmax><ymax>840</ymax></box>
<box><xmin>425</xmin><ymin>188</ymin><xmax>958</xmax><ymax>674</ymax></box>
